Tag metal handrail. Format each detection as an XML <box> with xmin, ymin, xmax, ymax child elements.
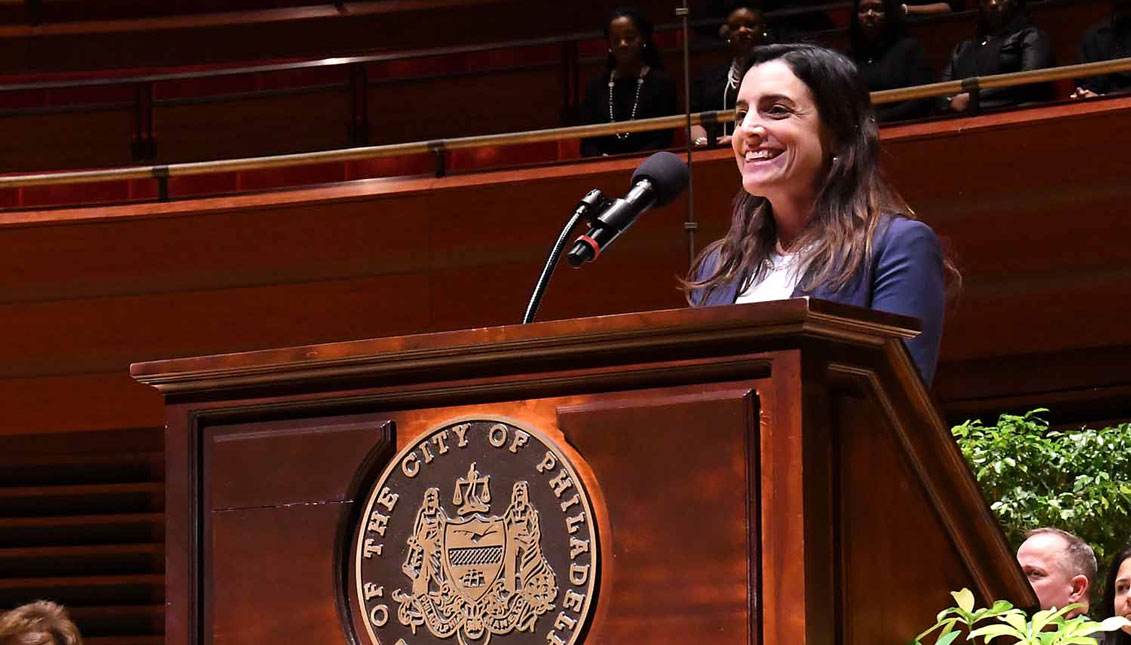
<box><xmin>871</xmin><ymin>56</ymin><xmax>1131</xmax><ymax>103</ymax></box>
<box><xmin>1</xmin><ymin>55</ymin><xmax>1128</xmax><ymax>190</ymax></box>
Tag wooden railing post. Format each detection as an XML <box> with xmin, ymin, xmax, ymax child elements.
<box><xmin>560</xmin><ymin>40</ymin><xmax>580</xmax><ymax>126</ymax></box>
<box><xmin>25</xmin><ymin>0</ymin><xmax>42</xmax><ymax>26</ymax></box>
<box><xmin>348</xmin><ymin>63</ymin><xmax>369</xmax><ymax>146</ymax></box>
<box><xmin>429</xmin><ymin>141</ymin><xmax>447</xmax><ymax>178</ymax></box>
<box><xmin>131</xmin><ymin>82</ymin><xmax>157</xmax><ymax>161</ymax></box>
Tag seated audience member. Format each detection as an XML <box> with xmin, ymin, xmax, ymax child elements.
<box><xmin>1016</xmin><ymin>528</ymin><xmax>1096</xmax><ymax>617</ymax></box>
<box><xmin>691</xmin><ymin>4</ymin><xmax>773</xmax><ymax>147</ymax></box>
<box><xmin>848</xmin><ymin>0</ymin><xmax>933</xmax><ymax>121</ymax></box>
<box><xmin>581</xmin><ymin>8</ymin><xmax>678</xmax><ymax>157</ymax></box>
<box><xmin>0</xmin><ymin>601</ymin><xmax>83</xmax><ymax>645</ymax></box>
<box><xmin>1100</xmin><ymin>547</ymin><xmax>1131</xmax><ymax>645</ymax></box>
<box><xmin>939</xmin><ymin>0</ymin><xmax>1054</xmax><ymax>113</ymax></box>
<box><xmin>1073</xmin><ymin>0</ymin><xmax>1131</xmax><ymax>97</ymax></box>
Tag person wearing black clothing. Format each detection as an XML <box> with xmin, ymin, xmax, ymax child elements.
<box><xmin>691</xmin><ymin>4</ymin><xmax>772</xmax><ymax>147</ymax></box>
<box><xmin>581</xmin><ymin>8</ymin><xmax>678</xmax><ymax>157</ymax></box>
<box><xmin>1074</xmin><ymin>0</ymin><xmax>1131</xmax><ymax>97</ymax></box>
<box><xmin>939</xmin><ymin>0</ymin><xmax>1054</xmax><ymax>112</ymax></box>
<box><xmin>848</xmin><ymin>0</ymin><xmax>933</xmax><ymax>122</ymax></box>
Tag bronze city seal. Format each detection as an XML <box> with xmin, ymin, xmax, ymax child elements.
<box><xmin>354</xmin><ymin>419</ymin><xmax>599</xmax><ymax>645</ymax></box>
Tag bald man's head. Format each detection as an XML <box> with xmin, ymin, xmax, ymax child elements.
<box><xmin>1017</xmin><ymin>528</ymin><xmax>1096</xmax><ymax>616</ymax></box>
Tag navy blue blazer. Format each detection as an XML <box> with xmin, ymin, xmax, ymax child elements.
<box><xmin>690</xmin><ymin>216</ymin><xmax>946</xmax><ymax>384</ymax></box>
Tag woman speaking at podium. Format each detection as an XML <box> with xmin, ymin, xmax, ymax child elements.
<box><xmin>685</xmin><ymin>44</ymin><xmax>953</xmax><ymax>384</ymax></box>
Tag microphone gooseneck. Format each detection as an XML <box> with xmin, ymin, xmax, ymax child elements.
<box><xmin>521</xmin><ymin>189</ymin><xmax>608</xmax><ymax>324</ymax></box>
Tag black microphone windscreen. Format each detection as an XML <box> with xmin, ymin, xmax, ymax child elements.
<box><xmin>630</xmin><ymin>151</ymin><xmax>689</xmax><ymax>208</ymax></box>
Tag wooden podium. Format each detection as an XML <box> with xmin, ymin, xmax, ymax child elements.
<box><xmin>131</xmin><ymin>299</ymin><xmax>1033</xmax><ymax>645</ymax></box>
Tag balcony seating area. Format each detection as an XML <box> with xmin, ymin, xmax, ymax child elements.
<box><xmin>0</xmin><ymin>0</ymin><xmax>1114</xmax><ymax>202</ymax></box>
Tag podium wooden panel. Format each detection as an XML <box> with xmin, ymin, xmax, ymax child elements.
<box><xmin>131</xmin><ymin>299</ymin><xmax>1034</xmax><ymax>645</ymax></box>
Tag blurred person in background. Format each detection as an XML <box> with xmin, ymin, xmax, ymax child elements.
<box><xmin>581</xmin><ymin>8</ymin><xmax>678</xmax><ymax>157</ymax></box>
<box><xmin>938</xmin><ymin>0</ymin><xmax>1053</xmax><ymax>112</ymax></box>
<box><xmin>1016</xmin><ymin>528</ymin><xmax>1096</xmax><ymax>617</ymax></box>
<box><xmin>847</xmin><ymin>0</ymin><xmax>933</xmax><ymax>121</ymax></box>
<box><xmin>1099</xmin><ymin>547</ymin><xmax>1131</xmax><ymax>645</ymax></box>
<box><xmin>692</xmin><ymin>4</ymin><xmax>774</xmax><ymax>147</ymax></box>
<box><xmin>0</xmin><ymin>601</ymin><xmax>83</xmax><ymax>645</ymax></box>
<box><xmin>1073</xmin><ymin>0</ymin><xmax>1131</xmax><ymax>97</ymax></box>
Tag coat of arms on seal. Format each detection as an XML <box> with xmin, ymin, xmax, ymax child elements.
<box><xmin>353</xmin><ymin>420</ymin><xmax>598</xmax><ymax>645</ymax></box>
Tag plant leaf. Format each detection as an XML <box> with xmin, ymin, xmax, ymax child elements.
<box><xmin>1096</xmin><ymin>616</ymin><xmax>1131</xmax><ymax>632</ymax></box>
<box><xmin>935</xmin><ymin>631</ymin><xmax>961</xmax><ymax>645</ymax></box>
<box><xmin>1002</xmin><ymin>611</ymin><xmax>1028</xmax><ymax>633</ymax></box>
<box><xmin>1033</xmin><ymin>605</ymin><xmax>1081</xmax><ymax>633</ymax></box>
<box><xmin>952</xmin><ymin>588</ymin><xmax>975</xmax><ymax>614</ymax></box>
<box><xmin>969</xmin><ymin>624</ymin><xmax>1025</xmax><ymax>642</ymax></box>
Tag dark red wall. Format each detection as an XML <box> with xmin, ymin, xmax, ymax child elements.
<box><xmin>1</xmin><ymin>96</ymin><xmax>1129</xmax><ymax>438</ymax></box>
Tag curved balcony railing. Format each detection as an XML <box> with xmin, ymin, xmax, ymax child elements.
<box><xmin>0</xmin><ymin>54</ymin><xmax>1126</xmax><ymax>198</ymax></box>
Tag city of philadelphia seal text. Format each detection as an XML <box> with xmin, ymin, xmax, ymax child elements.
<box><xmin>353</xmin><ymin>419</ymin><xmax>599</xmax><ymax>645</ymax></box>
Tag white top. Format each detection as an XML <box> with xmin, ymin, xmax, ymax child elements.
<box><xmin>735</xmin><ymin>242</ymin><xmax>809</xmax><ymax>304</ymax></box>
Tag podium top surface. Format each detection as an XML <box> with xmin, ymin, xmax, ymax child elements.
<box><xmin>130</xmin><ymin>298</ymin><xmax>919</xmax><ymax>394</ymax></box>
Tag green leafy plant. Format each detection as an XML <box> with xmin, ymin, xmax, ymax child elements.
<box><xmin>952</xmin><ymin>409</ymin><xmax>1131</xmax><ymax>564</ymax></box>
<box><xmin>912</xmin><ymin>588</ymin><xmax>1129</xmax><ymax>644</ymax></box>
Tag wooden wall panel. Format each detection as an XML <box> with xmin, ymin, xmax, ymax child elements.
<box><xmin>0</xmin><ymin>196</ymin><xmax>431</xmax><ymax>302</ymax></box>
<box><xmin>202</xmin><ymin>414</ymin><xmax>392</xmax><ymax>645</ymax></box>
<box><xmin>883</xmin><ymin>104</ymin><xmax>1131</xmax><ymax>365</ymax></box>
<box><xmin>0</xmin><ymin>109</ymin><xmax>134</xmax><ymax>173</ymax></box>
<box><xmin>155</xmin><ymin>90</ymin><xmax>352</xmax><ymax>163</ymax></box>
<box><xmin>0</xmin><ymin>273</ymin><xmax>432</xmax><ymax>379</ymax></box>
<box><xmin>0</xmin><ymin>373</ymin><xmax>161</xmax><ymax>436</ymax></box>
<box><xmin>837</xmin><ymin>390</ymin><xmax>986</xmax><ymax>643</ymax></box>
<box><xmin>2</xmin><ymin>96</ymin><xmax>1131</xmax><ymax>436</ymax></box>
<box><xmin>557</xmin><ymin>390</ymin><xmax>755</xmax><ymax>645</ymax></box>
<box><xmin>0</xmin><ymin>1</ymin><xmax>681</xmax><ymax>75</ymax></box>
<box><xmin>368</xmin><ymin>66</ymin><xmax>565</xmax><ymax>145</ymax></box>
<box><xmin>209</xmin><ymin>506</ymin><xmax>346</xmax><ymax>645</ymax></box>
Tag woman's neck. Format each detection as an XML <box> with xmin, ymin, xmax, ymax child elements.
<box><xmin>862</xmin><ymin>30</ymin><xmax>886</xmax><ymax>50</ymax></box>
<box><xmin>768</xmin><ymin>193</ymin><xmax>816</xmax><ymax>249</ymax></box>
<box><xmin>614</xmin><ymin>61</ymin><xmax>645</xmax><ymax>78</ymax></box>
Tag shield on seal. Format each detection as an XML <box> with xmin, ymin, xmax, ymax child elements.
<box><xmin>442</xmin><ymin>515</ymin><xmax>507</xmax><ymax>602</ymax></box>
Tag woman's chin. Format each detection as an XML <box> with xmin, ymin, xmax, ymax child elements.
<box><xmin>741</xmin><ymin>176</ymin><xmax>780</xmax><ymax>200</ymax></box>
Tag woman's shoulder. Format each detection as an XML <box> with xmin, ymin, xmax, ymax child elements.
<box><xmin>694</xmin><ymin>245</ymin><xmax>723</xmax><ymax>280</ymax></box>
<box><xmin>1009</xmin><ymin>21</ymin><xmax>1051</xmax><ymax>40</ymax></box>
<box><xmin>875</xmin><ymin>215</ymin><xmax>941</xmax><ymax>255</ymax></box>
<box><xmin>950</xmin><ymin>37</ymin><xmax>978</xmax><ymax>57</ymax></box>
<box><xmin>646</xmin><ymin>67</ymin><xmax>677</xmax><ymax>86</ymax></box>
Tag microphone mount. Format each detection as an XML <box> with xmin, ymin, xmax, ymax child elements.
<box><xmin>521</xmin><ymin>189</ymin><xmax>608</xmax><ymax>324</ymax></box>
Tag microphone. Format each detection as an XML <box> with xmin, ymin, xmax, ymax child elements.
<box><xmin>565</xmin><ymin>151</ymin><xmax>689</xmax><ymax>267</ymax></box>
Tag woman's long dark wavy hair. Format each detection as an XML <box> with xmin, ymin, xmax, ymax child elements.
<box><xmin>604</xmin><ymin>8</ymin><xmax>665</xmax><ymax>71</ymax></box>
<box><xmin>684</xmin><ymin>43</ymin><xmax>952</xmax><ymax>303</ymax></box>
<box><xmin>848</xmin><ymin>0</ymin><xmax>908</xmax><ymax>55</ymax></box>
<box><xmin>1102</xmin><ymin>547</ymin><xmax>1131</xmax><ymax>644</ymax></box>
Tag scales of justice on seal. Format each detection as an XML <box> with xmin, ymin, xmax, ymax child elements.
<box><xmin>133</xmin><ymin>300</ymin><xmax>1036</xmax><ymax>645</ymax></box>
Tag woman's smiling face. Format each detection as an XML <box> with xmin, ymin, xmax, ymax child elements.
<box><xmin>731</xmin><ymin>60</ymin><xmax>831</xmax><ymax>205</ymax></box>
